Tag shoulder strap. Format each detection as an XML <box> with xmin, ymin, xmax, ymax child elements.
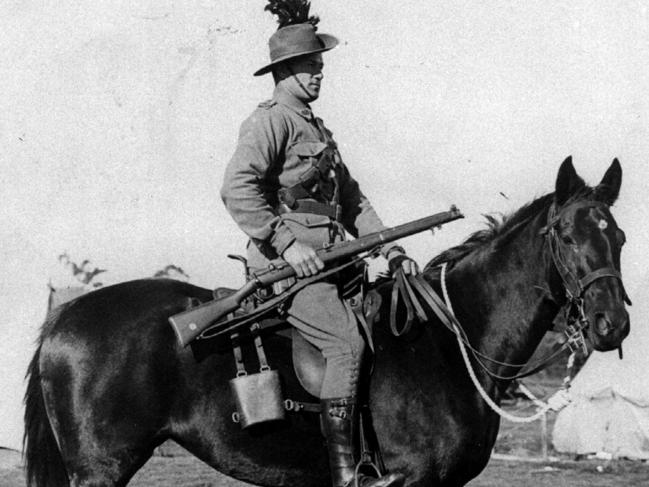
<box><xmin>258</xmin><ymin>99</ymin><xmax>277</xmax><ymax>109</ymax></box>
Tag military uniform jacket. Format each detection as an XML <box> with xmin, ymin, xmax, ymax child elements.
<box><xmin>221</xmin><ymin>86</ymin><xmax>398</xmax><ymax>271</ymax></box>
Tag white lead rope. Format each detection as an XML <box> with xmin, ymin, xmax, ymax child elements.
<box><xmin>439</xmin><ymin>263</ymin><xmax>572</xmax><ymax>423</ymax></box>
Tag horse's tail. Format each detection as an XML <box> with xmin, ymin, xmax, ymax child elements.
<box><xmin>24</xmin><ymin>344</ymin><xmax>69</xmax><ymax>487</ymax></box>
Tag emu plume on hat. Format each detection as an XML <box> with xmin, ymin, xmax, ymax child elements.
<box><xmin>254</xmin><ymin>0</ymin><xmax>339</xmax><ymax>76</ymax></box>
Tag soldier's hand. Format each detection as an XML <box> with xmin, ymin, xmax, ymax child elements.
<box><xmin>282</xmin><ymin>241</ymin><xmax>325</xmax><ymax>278</ymax></box>
<box><xmin>387</xmin><ymin>249</ymin><xmax>419</xmax><ymax>277</ymax></box>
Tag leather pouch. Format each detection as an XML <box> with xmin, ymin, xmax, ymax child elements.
<box><xmin>230</xmin><ymin>327</ymin><xmax>285</xmax><ymax>428</ymax></box>
<box><xmin>230</xmin><ymin>368</ymin><xmax>285</xmax><ymax>428</ymax></box>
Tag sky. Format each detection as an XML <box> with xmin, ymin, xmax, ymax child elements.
<box><xmin>1</xmin><ymin>0</ymin><xmax>648</xmax><ymax>450</ymax></box>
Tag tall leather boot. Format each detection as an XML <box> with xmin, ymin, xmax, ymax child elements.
<box><xmin>320</xmin><ymin>397</ymin><xmax>405</xmax><ymax>487</ymax></box>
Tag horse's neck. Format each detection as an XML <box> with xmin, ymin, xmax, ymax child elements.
<box><xmin>448</xmin><ymin>211</ymin><xmax>560</xmax><ymax>394</ymax></box>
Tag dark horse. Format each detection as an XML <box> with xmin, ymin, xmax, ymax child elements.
<box><xmin>25</xmin><ymin>158</ymin><xmax>629</xmax><ymax>487</ymax></box>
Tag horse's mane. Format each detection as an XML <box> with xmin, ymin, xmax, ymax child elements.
<box><xmin>425</xmin><ymin>188</ymin><xmax>596</xmax><ymax>270</ymax></box>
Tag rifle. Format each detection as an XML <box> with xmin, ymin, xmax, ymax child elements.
<box><xmin>169</xmin><ymin>206</ymin><xmax>463</xmax><ymax>346</ymax></box>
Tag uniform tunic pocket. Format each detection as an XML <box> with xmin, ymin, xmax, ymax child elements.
<box><xmin>283</xmin><ymin>141</ymin><xmax>338</xmax><ymax>204</ymax></box>
<box><xmin>280</xmin><ymin>213</ymin><xmax>334</xmax><ymax>250</ymax></box>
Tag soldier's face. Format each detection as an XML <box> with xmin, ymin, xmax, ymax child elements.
<box><xmin>279</xmin><ymin>53</ymin><xmax>324</xmax><ymax>102</ymax></box>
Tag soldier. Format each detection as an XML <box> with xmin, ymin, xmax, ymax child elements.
<box><xmin>221</xmin><ymin>3</ymin><xmax>416</xmax><ymax>487</ymax></box>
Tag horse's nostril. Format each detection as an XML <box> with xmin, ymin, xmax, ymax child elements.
<box><xmin>595</xmin><ymin>313</ymin><xmax>612</xmax><ymax>336</ymax></box>
<box><xmin>622</xmin><ymin>315</ymin><xmax>631</xmax><ymax>337</ymax></box>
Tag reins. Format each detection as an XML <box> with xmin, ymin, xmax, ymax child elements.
<box><xmin>440</xmin><ymin>263</ymin><xmax>562</xmax><ymax>423</ymax></box>
<box><xmin>388</xmin><ymin>268</ymin><xmax>577</xmax><ymax>382</ymax></box>
<box><xmin>387</xmin><ymin>198</ymin><xmax>628</xmax><ymax>421</ymax></box>
<box><xmin>388</xmin><ymin>265</ymin><xmax>568</xmax><ymax>422</ymax></box>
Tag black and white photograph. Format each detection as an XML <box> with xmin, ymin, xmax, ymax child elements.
<box><xmin>1</xmin><ymin>1</ymin><xmax>648</xmax><ymax>486</ymax></box>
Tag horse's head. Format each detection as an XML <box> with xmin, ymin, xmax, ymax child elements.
<box><xmin>546</xmin><ymin>156</ymin><xmax>630</xmax><ymax>352</ymax></box>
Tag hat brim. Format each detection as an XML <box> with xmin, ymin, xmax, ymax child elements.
<box><xmin>253</xmin><ymin>33</ymin><xmax>339</xmax><ymax>77</ymax></box>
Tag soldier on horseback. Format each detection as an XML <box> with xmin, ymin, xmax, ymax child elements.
<box><xmin>220</xmin><ymin>2</ymin><xmax>416</xmax><ymax>486</ymax></box>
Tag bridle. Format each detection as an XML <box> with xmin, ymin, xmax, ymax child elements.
<box><xmin>382</xmin><ymin>197</ymin><xmax>630</xmax><ymax>422</ymax></box>
<box><xmin>388</xmin><ymin>198</ymin><xmax>629</xmax><ymax>381</ymax></box>
<box><xmin>539</xmin><ymin>199</ymin><xmax>630</xmax><ymax>354</ymax></box>
<box><xmin>425</xmin><ymin>198</ymin><xmax>630</xmax><ymax>421</ymax></box>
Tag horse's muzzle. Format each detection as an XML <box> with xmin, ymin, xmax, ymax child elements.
<box><xmin>589</xmin><ymin>308</ymin><xmax>630</xmax><ymax>351</ymax></box>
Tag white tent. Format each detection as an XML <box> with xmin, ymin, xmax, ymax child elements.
<box><xmin>552</xmin><ymin>276</ymin><xmax>649</xmax><ymax>460</ymax></box>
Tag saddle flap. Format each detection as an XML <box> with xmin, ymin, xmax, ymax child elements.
<box><xmin>363</xmin><ymin>289</ymin><xmax>382</xmax><ymax>325</ymax></box>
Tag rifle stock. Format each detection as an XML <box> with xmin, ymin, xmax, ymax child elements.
<box><xmin>169</xmin><ymin>206</ymin><xmax>463</xmax><ymax>346</ymax></box>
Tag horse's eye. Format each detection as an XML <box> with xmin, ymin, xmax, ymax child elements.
<box><xmin>616</xmin><ymin>229</ymin><xmax>626</xmax><ymax>246</ymax></box>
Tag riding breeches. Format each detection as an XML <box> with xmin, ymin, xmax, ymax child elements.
<box><xmin>286</xmin><ymin>281</ymin><xmax>365</xmax><ymax>399</ymax></box>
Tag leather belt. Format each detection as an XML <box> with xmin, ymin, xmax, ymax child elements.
<box><xmin>277</xmin><ymin>200</ymin><xmax>342</xmax><ymax>221</ymax></box>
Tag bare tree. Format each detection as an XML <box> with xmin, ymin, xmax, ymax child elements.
<box><xmin>153</xmin><ymin>264</ymin><xmax>190</xmax><ymax>281</ymax></box>
<box><xmin>58</xmin><ymin>253</ymin><xmax>107</xmax><ymax>287</ymax></box>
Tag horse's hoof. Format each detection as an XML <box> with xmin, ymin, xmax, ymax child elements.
<box><xmin>358</xmin><ymin>472</ymin><xmax>406</xmax><ymax>487</ymax></box>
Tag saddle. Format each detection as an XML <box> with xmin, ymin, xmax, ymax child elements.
<box><xmin>184</xmin><ymin>257</ymin><xmax>420</xmax><ymax>480</ymax></box>
<box><xmin>201</xmin><ymin>270</ymin><xmax>388</xmax><ymax>475</ymax></box>
<box><xmin>206</xmin><ymin>268</ymin><xmax>382</xmax><ymax>398</ymax></box>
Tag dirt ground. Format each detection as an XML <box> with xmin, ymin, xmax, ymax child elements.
<box><xmin>3</xmin><ymin>449</ymin><xmax>648</xmax><ymax>487</ymax></box>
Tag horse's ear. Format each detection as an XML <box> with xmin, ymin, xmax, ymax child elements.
<box><xmin>555</xmin><ymin>156</ymin><xmax>586</xmax><ymax>205</ymax></box>
<box><xmin>593</xmin><ymin>158</ymin><xmax>622</xmax><ymax>205</ymax></box>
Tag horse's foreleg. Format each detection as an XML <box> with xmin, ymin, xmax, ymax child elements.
<box><xmin>66</xmin><ymin>453</ymin><xmax>152</xmax><ymax>487</ymax></box>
